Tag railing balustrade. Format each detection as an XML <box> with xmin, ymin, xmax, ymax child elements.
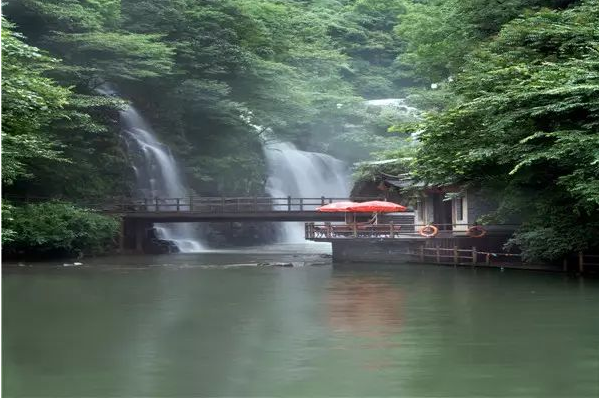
<box><xmin>38</xmin><ymin>196</ymin><xmax>383</xmax><ymax>213</ymax></box>
<box><xmin>304</xmin><ymin>222</ymin><xmax>520</xmax><ymax>240</ymax></box>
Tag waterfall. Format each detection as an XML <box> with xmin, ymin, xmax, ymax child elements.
<box><xmin>264</xmin><ymin>141</ymin><xmax>351</xmax><ymax>242</ymax></box>
<box><xmin>99</xmin><ymin>85</ymin><xmax>204</xmax><ymax>252</ymax></box>
<box><xmin>119</xmin><ymin>106</ymin><xmax>204</xmax><ymax>252</ymax></box>
<box><xmin>365</xmin><ymin>98</ymin><xmax>422</xmax><ymax>139</ymax></box>
<box><xmin>365</xmin><ymin>98</ymin><xmax>420</xmax><ymax>117</ymax></box>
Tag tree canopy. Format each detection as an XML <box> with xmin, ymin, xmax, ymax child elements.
<box><xmin>3</xmin><ymin>0</ymin><xmax>598</xmax><ymax>260</ymax></box>
<box><xmin>399</xmin><ymin>0</ymin><xmax>599</xmax><ymax>260</ymax></box>
<box><xmin>1</xmin><ymin>18</ymin><xmax>70</xmax><ymax>185</ymax></box>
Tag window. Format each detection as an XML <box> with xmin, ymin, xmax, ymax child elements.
<box><xmin>455</xmin><ymin>196</ymin><xmax>464</xmax><ymax>221</ymax></box>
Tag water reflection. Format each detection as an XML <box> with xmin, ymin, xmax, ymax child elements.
<box><xmin>327</xmin><ymin>275</ymin><xmax>403</xmax><ymax>338</ymax></box>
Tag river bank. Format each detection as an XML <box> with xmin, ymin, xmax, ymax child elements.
<box><xmin>2</xmin><ymin>243</ymin><xmax>334</xmax><ymax>269</ymax></box>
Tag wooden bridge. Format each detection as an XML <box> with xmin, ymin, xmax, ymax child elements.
<box><xmin>90</xmin><ymin>196</ymin><xmax>382</xmax><ymax>252</ymax></box>
<box><xmin>98</xmin><ymin>196</ymin><xmax>382</xmax><ymax>222</ymax></box>
<box><xmin>6</xmin><ymin>195</ymin><xmax>387</xmax><ymax>252</ymax></box>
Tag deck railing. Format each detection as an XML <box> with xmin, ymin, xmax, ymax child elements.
<box><xmin>304</xmin><ymin>222</ymin><xmax>516</xmax><ymax>239</ymax></box>
<box><xmin>3</xmin><ymin>196</ymin><xmax>382</xmax><ymax>213</ymax></box>
<box><xmin>106</xmin><ymin>196</ymin><xmax>380</xmax><ymax>213</ymax></box>
<box><xmin>414</xmin><ymin>246</ymin><xmax>522</xmax><ymax>266</ymax></box>
<box><xmin>305</xmin><ymin>222</ymin><xmax>412</xmax><ymax>239</ymax></box>
<box><xmin>569</xmin><ymin>253</ymin><xmax>599</xmax><ymax>273</ymax></box>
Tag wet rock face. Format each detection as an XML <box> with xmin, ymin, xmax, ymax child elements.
<box><xmin>145</xmin><ymin>239</ymin><xmax>180</xmax><ymax>254</ymax></box>
<box><xmin>145</xmin><ymin>227</ymin><xmax>180</xmax><ymax>254</ymax></box>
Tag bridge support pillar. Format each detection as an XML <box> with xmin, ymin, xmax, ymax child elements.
<box><xmin>118</xmin><ymin>218</ymin><xmax>125</xmax><ymax>253</ymax></box>
<box><xmin>134</xmin><ymin>221</ymin><xmax>144</xmax><ymax>252</ymax></box>
<box><xmin>120</xmin><ymin>218</ymin><xmax>152</xmax><ymax>253</ymax></box>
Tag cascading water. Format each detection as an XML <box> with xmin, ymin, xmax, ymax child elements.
<box><xmin>261</xmin><ymin>98</ymin><xmax>419</xmax><ymax>243</ymax></box>
<box><xmin>264</xmin><ymin>141</ymin><xmax>351</xmax><ymax>242</ymax></box>
<box><xmin>99</xmin><ymin>85</ymin><xmax>204</xmax><ymax>252</ymax></box>
<box><xmin>365</xmin><ymin>98</ymin><xmax>419</xmax><ymax>113</ymax></box>
<box><xmin>365</xmin><ymin>98</ymin><xmax>422</xmax><ymax>138</ymax></box>
<box><xmin>119</xmin><ymin>107</ymin><xmax>204</xmax><ymax>252</ymax></box>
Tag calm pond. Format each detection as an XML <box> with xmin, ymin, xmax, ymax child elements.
<box><xmin>3</xmin><ymin>244</ymin><xmax>599</xmax><ymax>397</ymax></box>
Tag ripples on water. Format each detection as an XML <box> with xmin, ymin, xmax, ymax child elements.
<box><xmin>3</xmin><ymin>244</ymin><xmax>599</xmax><ymax>397</ymax></box>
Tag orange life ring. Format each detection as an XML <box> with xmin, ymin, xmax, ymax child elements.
<box><xmin>467</xmin><ymin>225</ymin><xmax>487</xmax><ymax>238</ymax></box>
<box><xmin>418</xmin><ymin>225</ymin><xmax>439</xmax><ymax>238</ymax></box>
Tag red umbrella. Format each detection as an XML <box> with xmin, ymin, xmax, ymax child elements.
<box><xmin>316</xmin><ymin>201</ymin><xmax>358</xmax><ymax>212</ymax></box>
<box><xmin>346</xmin><ymin>201</ymin><xmax>407</xmax><ymax>213</ymax></box>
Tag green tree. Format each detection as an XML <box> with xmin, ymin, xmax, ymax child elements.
<box><xmin>326</xmin><ymin>0</ymin><xmax>406</xmax><ymax>97</ymax></box>
<box><xmin>3</xmin><ymin>202</ymin><xmax>119</xmax><ymax>257</ymax></box>
<box><xmin>47</xmin><ymin>31</ymin><xmax>174</xmax><ymax>83</ymax></box>
<box><xmin>1</xmin><ymin>19</ymin><xmax>70</xmax><ymax>185</ymax></box>
<box><xmin>395</xmin><ymin>0</ymin><xmax>579</xmax><ymax>84</ymax></box>
<box><xmin>414</xmin><ymin>0</ymin><xmax>599</xmax><ymax>260</ymax></box>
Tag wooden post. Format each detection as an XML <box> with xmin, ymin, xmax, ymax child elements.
<box><xmin>390</xmin><ymin>221</ymin><xmax>394</xmax><ymax>239</ymax></box>
<box><xmin>176</xmin><ymin>198</ymin><xmax>180</xmax><ymax>212</ymax></box>
<box><xmin>579</xmin><ymin>251</ymin><xmax>584</xmax><ymax>274</ymax></box>
<box><xmin>436</xmin><ymin>245</ymin><xmax>440</xmax><ymax>263</ymax></box>
<box><xmin>287</xmin><ymin>196</ymin><xmax>292</xmax><ymax>211</ymax></box>
<box><xmin>486</xmin><ymin>253</ymin><xmax>491</xmax><ymax>266</ymax></box>
<box><xmin>472</xmin><ymin>246</ymin><xmax>477</xmax><ymax>265</ymax></box>
<box><xmin>299</xmin><ymin>198</ymin><xmax>304</xmax><ymax>211</ymax></box>
<box><xmin>321</xmin><ymin>196</ymin><xmax>325</xmax><ymax>205</ymax></box>
<box><xmin>353</xmin><ymin>222</ymin><xmax>357</xmax><ymax>237</ymax></box>
<box><xmin>419</xmin><ymin>245</ymin><xmax>425</xmax><ymax>262</ymax></box>
<box><xmin>453</xmin><ymin>246</ymin><xmax>459</xmax><ymax>264</ymax></box>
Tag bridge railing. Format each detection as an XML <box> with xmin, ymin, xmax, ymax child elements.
<box><xmin>90</xmin><ymin>196</ymin><xmax>382</xmax><ymax>213</ymax></box>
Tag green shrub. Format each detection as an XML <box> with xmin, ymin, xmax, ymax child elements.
<box><xmin>3</xmin><ymin>201</ymin><xmax>119</xmax><ymax>258</ymax></box>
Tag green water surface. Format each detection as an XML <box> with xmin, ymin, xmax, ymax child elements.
<box><xmin>3</xmin><ymin>245</ymin><xmax>599</xmax><ymax>397</ymax></box>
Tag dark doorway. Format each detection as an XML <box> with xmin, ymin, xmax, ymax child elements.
<box><xmin>432</xmin><ymin>193</ymin><xmax>453</xmax><ymax>230</ymax></box>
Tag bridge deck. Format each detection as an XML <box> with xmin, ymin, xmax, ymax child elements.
<box><xmin>116</xmin><ymin>210</ymin><xmax>355</xmax><ymax>223</ymax></box>
<box><xmin>98</xmin><ymin>196</ymin><xmax>384</xmax><ymax>222</ymax></box>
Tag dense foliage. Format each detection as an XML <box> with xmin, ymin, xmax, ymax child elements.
<box><xmin>2</xmin><ymin>18</ymin><xmax>70</xmax><ymax>186</ymax></box>
<box><xmin>3</xmin><ymin>0</ymin><xmax>598</xmax><ymax>261</ymax></box>
<box><xmin>4</xmin><ymin>0</ymin><xmax>411</xmax><ymax>199</ymax></box>
<box><xmin>3</xmin><ymin>202</ymin><xmax>119</xmax><ymax>258</ymax></box>
<box><xmin>397</xmin><ymin>0</ymin><xmax>599</xmax><ymax>260</ymax></box>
